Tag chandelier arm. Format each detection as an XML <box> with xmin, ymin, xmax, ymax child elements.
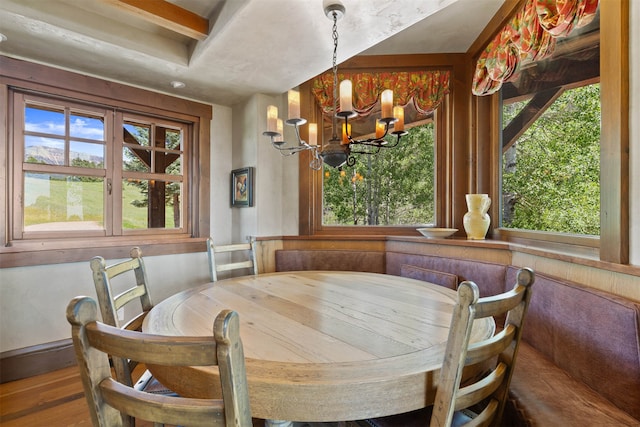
<box><xmin>349</xmin><ymin>145</ymin><xmax>383</xmax><ymax>156</ymax></box>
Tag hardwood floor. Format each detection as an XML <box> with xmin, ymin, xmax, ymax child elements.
<box><xmin>0</xmin><ymin>366</ymin><xmax>93</xmax><ymax>427</ymax></box>
<box><xmin>0</xmin><ymin>366</ymin><xmax>362</xmax><ymax>427</ymax></box>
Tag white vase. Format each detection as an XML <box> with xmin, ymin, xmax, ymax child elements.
<box><xmin>463</xmin><ymin>194</ymin><xmax>491</xmax><ymax>240</ymax></box>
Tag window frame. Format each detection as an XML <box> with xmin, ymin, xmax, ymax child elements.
<box><xmin>0</xmin><ymin>56</ymin><xmax>211</xmax><ymax>267</ymax></box>
<box><xmin>487</xmin><ymin>0</ymin><xmax>628</xmax><ymax>264</ymax></box>
<box><xmin>15</xmin><ymin>93</ymin><xmax>112</xmax><ymax>240</ymax></box>
<box><xmin>299</xmin><ymin>61</ymin><xmax>460</xmax><ymax>237</ymax></box>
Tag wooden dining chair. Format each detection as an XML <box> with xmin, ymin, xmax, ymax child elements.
<box><xmin>366</xmin><ymin>267</ymin><xmax>535</xmax><ymax>427</ymax></box>
<box><xmin>207</xmin><ymin>237</ymin><xmax>258</xmax><ymax>282</ymax></box>
<box><xmin>67</xmin><ymin>296</ymin><xmax>252</xmax><ymax>427</ymax></box>
<box><xmin>90</xmin><ymin>247</ymin><xmax>175</xmax><ymax>405</ymax></box>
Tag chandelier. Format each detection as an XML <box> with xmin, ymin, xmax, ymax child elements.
<box><xmin>263</xmin><ymin>1</ymin><xmax>407</xmax><ymax>170</ymax></box>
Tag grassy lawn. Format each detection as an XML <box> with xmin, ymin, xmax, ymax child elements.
<box><xmin>24</xmin><ymin>176</ymin><xmax>176</xmax><ymax>229</ymax></box>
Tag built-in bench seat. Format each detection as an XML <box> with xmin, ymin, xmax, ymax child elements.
<box><xmin>506</xmin><ymin>268</ymin><xmax>640</xmax><ymax>426</ymax></box>
<box><xmin>388</xmin><ymin>252</ymin><xmax>640</xmax><ymax>426</ymax></box>
<box><xmin>274</xmin><ymin>249</ymin><xmax>385</xmax><ymax>273</ymax></box>
<box><xmin>275</xmin><ymin>248</ymin><xmax>640</xmax><ymax>425</ymax></box>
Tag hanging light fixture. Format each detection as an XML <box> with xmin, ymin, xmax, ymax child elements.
<box><xmin>263</xmin><ymin>1</ymin><xmax>407</xmax><ymax>170</ymax></box>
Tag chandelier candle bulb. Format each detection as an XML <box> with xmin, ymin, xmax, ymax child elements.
<box><xmin>393</xmin><ymin>106</ymin><xmax>405</xmax><ymax>131</ymax></box>
<box><xmin>275</xmin><ymin>118</ymin><xmax>284</xmax><ymax>142</ymax></box>
<box><xmin>342</xmin><ymin>123</ymin><xmax>351</xmax><ymax>145</ymax></box>
<box><xmin>381</xmin><ymin>89</ymin><xmax>393</xmax><ymax>118</ymax></box>
<box><xmin>339</xmin><ymin>80</ymin><xmax>353</xmax><ymax>113</ymax></box>
<box><xmin>375</xmin><ymin>120</ymin><xmax>385</xmax><ymax>138</ymax></box>
<box><xmin>267</xmin><ymin>105</ymin><xmax>278</xmax><ymax>132</ymax></box>
<box><xmin>308</xmin><ymin>123</ymin><xmax>317</xmax><ymax>146</ymax></box>
<box><xmin>288</xmin><ymin>90</ymin><xmax>300</xmax><ymax>120</ymax></box>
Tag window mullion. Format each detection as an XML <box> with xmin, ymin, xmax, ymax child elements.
<box><xmin>110</xmin><ymin>110</ymin><xmax>122</xmax><ymax>235</ymax></box>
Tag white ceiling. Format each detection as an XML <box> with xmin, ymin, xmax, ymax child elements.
<box><xmin>0</xmin><ymin>0</ymin><xmax>504</xmax><ymax>106</ymax></box>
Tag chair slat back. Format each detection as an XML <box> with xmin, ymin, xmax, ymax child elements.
<box><xmin>430</xmin><ymin>268</ymin><xmax>534</xmax><ymax>427</ymax></box>
<box><xmin>90</xmin><ymin>247</ymin><xmax>154</xmax><ymax>390</ymax></box>
<box><xmin>207</xmin><ymin>237</ymin><xmax>258</xmax><ymax>282</ymax></box>
<box><xmin>67</xmin><ymin>296</ymin><xmax>252</xmax><ymax>427</ymax></box>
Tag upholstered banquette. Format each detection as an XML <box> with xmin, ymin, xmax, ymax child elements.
<box><xmin>274</xmin><ymin>249</ymin><xmax>640</xmax><ymax>426</ymax></box>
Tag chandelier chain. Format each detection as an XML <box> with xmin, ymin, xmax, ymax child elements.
<box><xmin>331</xmin><ymin>11</ymin><xmax>340</xmax><ymax>140</ymax></box>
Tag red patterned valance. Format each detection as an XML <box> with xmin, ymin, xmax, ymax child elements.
<box><xmin>312</xmin><ymin>70</ymin><xmax>450</xmax><ymax>116</ymax></box>
<box><xmin>472</xmin><ymin>0</ymin><xmax>599</xmax><ymax>96</ymax></box>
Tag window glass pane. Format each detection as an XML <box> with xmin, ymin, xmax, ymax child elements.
<box><xmin>70</xmin><ymin>113</ymin><xmax>104</xmax><ymax>141</ymax></box>
<box><xmin>164</xmin><ymin>128</ymin><xmax>181</xmax><ymax>150</ymax></box>
<box><xmin>158</xmin><ymin>151</ymin><xmax>182</xmax><ymax>175</ymax></box>
<box><xmin>124</xmin><ymin>123</ymin><xmax>150</xmax><ymax>146</ymax></box>
<box><xmin>122</xmin><ymin>179</ymin><xmax>181</xmax><ymax>229</ymax></box>
<box><xmin>25</xmin><ymin>106</ymin><xmax>65</xmax><ymax>135</ymax></box>
<box><xmin>24</xmin><ymin>136</ymin><xmax>65</xmax><ymax>165</ymax></box>
<box><xmin>70</xmin><ymin>141</ymin><xmax>104</xmax><ymax>168</ymax></box>
<box><xmin>323</xmin><ymin>121</ymin><xmax>435</xmax><ymax>226</ymax></box>
<box><xmin>123</xmin><ymin>147</ymin><xmax>151</xmax><ymax>172</ymax></box>
<box><xmin>23</xmin><ymin>172</ymin><xmax>104</xmax><ymax>231</ymax></box>
<box><xmin>501</xmin><ymin>84</ymin><xmax>600</xmax><ymax>235</ymax></box>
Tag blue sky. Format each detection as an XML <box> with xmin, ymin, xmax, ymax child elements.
<box><xmin>25</xmin><ymin>107</ymin><xmax>105</xmax><ymax>158</ymax></box>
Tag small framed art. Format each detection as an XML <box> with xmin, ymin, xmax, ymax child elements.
<box><xmin>231</xmin><ymin>167</ymin><xmax>254</xmax><ymax>207</ymax></box>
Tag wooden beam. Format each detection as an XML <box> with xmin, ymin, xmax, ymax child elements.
<box><xmin>103</xmin><ymin>0</ymin><xmax>209</xmax><ymax>41</ymax></box>
<box><xmin>502</xmin><ymin>87</ymin><xmax>563</xmax><ymax>152</ymax></box>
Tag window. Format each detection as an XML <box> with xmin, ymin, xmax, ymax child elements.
<box><xmin>307</xmin><ymin>69</ymin><xmax>450</xmax><ymax>233</ymax></box>
<box><xmin>13</xmin><ymin>93</ymin><xmax>189</xmax><ymax>239</ymax></box>
<box><xmin>498</xmin><ymin>15</ymin><xmax>600</xmax><ymax>236</ymax></box>
<box><xmin>1</xmin><ymin>57</ymin><xmax>211</xmax><ymax>267</ymax></box>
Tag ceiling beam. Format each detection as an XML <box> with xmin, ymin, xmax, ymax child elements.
<box><xmin>102</xmin><ymin>0</ymin><xmax>209</xmax><ymax>40</ymax></box>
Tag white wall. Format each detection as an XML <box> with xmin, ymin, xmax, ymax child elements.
<box><xmin>0</xmin><ymin>252</ymin><xmax>210</xmax><ymax>352</ymax></box>
<box><xmin>211</xmin><ymin>104</ymin><xmax>234</xmax><ymax>244</ymax></box>
<box><xmin>231</xmin><ymin>93</ymin><xmax>299</xmax><ymax>241</ymax></box>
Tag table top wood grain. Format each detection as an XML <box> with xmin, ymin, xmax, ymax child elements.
<box><xmin>143</xmin><ymin>271</ymin><xmax>494</xmax><ymax>422</ymax></box>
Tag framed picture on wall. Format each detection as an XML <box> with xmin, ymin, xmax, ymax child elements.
<box><xmin>231</xmin><ymin>167</ymin><xmax>254</xmax><ymax>207</ymax></box>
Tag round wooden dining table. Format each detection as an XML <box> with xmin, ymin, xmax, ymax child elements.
<box><xmin>142</xmin><ymin>271</ymin><xmax>494</xmax><ymax>424</ymax></box>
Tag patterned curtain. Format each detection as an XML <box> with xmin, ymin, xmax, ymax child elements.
<box><xmin>312</xmin><ymin>70</ymin><xmax>450</xmax><ymax>116</ymax></box>
<box><xmin>472</xmin><ymin>0</ymin><xmax>599</xmax><ymax>96</ymax></box>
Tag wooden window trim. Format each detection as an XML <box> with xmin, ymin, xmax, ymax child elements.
<box><xmin>480</xmin><ymin>0</ymin><xmax>628</xmax><ymax>263</ymax></box>
<box><xmin>0</xmin><ymin>56</ymin><xmax>211</xmax><ymax>267</ymax></box>
<box><xmin>299</xmin><ymin>55</ymin><xmax>466</xmax><ymax>236</ymax></box>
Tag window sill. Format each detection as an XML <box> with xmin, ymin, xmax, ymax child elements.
<box><xmin>0</xmin><ymin>235</ymin><xmax>207</xmax><ymax>268</ymax></box>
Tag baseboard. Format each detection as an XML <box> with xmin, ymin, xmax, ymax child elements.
<box><xmin>0</xmin><ymin>339</ymin><xmax>77</xmax><ymax>383</ymax></box>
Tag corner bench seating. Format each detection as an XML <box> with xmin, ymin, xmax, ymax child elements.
<box><xmin>275</xmin><ymin>249</ymin><xmax>640</xmax><ymax>425</ymax></box>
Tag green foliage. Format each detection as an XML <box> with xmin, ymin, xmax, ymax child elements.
<box><xmin>502</xmin><ymin>84</ymin><xmax>600</xmax><ymax>235</ymax></box>
<box><xmin>323</xmin><ymin>123</ymin><xmax>435</xmax><ymax>225</ymax></box>
<box><xmin>23</xmin><ymin>176</ymin><xmax>104</xmax><ymax>227</ymax></box>
<box><xmin>122</xmin><ymin>124</ymin><xmax>182</xmax><ymax>228</ymax></box>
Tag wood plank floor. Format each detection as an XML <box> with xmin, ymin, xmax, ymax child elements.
<box><xmin>0</xmin><ymin>365</ymin><xmax>362</xmax><ymax>427</ymax></box>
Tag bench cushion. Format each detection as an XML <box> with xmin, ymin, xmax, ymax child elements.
<box><xmin>386</xmin><ymin>252</ymin><xmax>507</xmax><ymax>297</ymax></box>
<box><xmin>399</xmin><ymin>264</ymin><xmax>458</xmax><ymax>290</ymax></box>
<box><xmin>512</xmin><ymin>267</ymin><xmax>640</xmax><ymax>420</ymax></box>
<box><xmin>275</xmin><ymin>250</ymin><xmax>386</xmax><ymax>273</ymax></box>
<box><xmin>510</xmin><ymin>343</ymin><xmax>640</xmax><ymax>426</ymax></box>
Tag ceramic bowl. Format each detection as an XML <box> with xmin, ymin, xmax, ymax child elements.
<box><xmin>416</xmin><ymin>227</ymin><xmax>458</xmax><ymax>239</ymax></box>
